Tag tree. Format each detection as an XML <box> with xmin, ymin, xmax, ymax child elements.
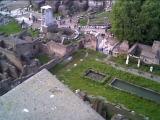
<box><xmin>109</xmin><ymin>0</ymin><xmax>160</xmax><ymax>45</ymax></box>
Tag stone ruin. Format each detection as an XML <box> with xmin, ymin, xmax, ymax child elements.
<box><xmin>0</xmin><ymin>32</ymin><xmax>42</xmax><ymax>95</ymax></box>
<box><xmin>128</xmin><ymin>41</ymin><xmax>160</xmax><ymax>65</ymax></box>
<box><xmin>0</xmin><ymin>27</ymin><xmax>82</xmax><ymax>95</ymax></box>
<box><xmin>30</xmin><ymin>0</ymin><xmax>89</xmax><ymax>16</ymax></box>
<box><xmin>0</xmin><ymin>13</ymin><xmax>11</xmax><ymax>26</ymax></box>
<box><xmin>45</xmin><ymin>27</ymin><xmax>79</xmax><ymax>43</ymax></box>
<box><xmin>112</xmin><ymin>40</ymin><xmax>129</xmax><ymax>56</ymax></box>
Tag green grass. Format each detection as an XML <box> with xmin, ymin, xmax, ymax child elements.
<box><xmin>28</xmin><ymin>29</ymin><xmax>39</xmax><ymax>38</ymax></box>
<box><xmin>35</xmin><ymin>54</ymin><xmax>52</xmax><ymax>65</ymax></box>
<box><xmin>31</xmin><ymin>6</ymin><xmax>40</xmax><ymax>13</ymax></box>
<box><xmin>53</xmin><ymin>13</ymin><xmax>62</xmax><ymax>18</ymax></box>
<box><xmin>109</xmin><ymin>54</ymin><xmax>160</xmax><ymax>75</ymax></box>
<box><xmin>49</xmin><ymin>49</ymin><xmax>106</xmax><ymax>74</ymax></box>
<box><xmin>62</xmin><ymin>39</ymin><xmax>79</xmax><ymax>46</ymax></box>
<box><xmin>50</xmin><ymin>57</ymin><xmax>160</xmax><ymax>120</ymax></box>
<box><xmin>0</xmin><ymin>20</ymin><xmax>23</xmax><ymax>35</ymax></box>
<box><xmin>72</xmin><ymin>48</ymin><xmax>106</xmax><ymax>59</ymax></box>
<box><xmin>79</xmin><ymin>19</ymin><xmax>88</xmax><ymax>26</ymax></box>
<box><xmin>97</xmin><ymin>12</ymin><xmax>109</xmax><ymax>18</ymax></box>
<box><xmin>63</xmin><ymin>40</ymin><xmax>71</xmax><ymax>45</ymax></box>
<box><xmin>90</xmin><ymin>11</ymin><xmax>109</xmax><ymax>25</ymax></box>
<box><xmin>49</xmin><ymin>61</ymin><xmax>69</xmax><ymax>75</ymax></box>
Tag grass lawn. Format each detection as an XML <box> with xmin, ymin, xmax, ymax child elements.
<box><xmin>90</xmin><ymin>11</ymin><xmax>109</xmax><ymax>24</ymax></box>
<box><xmin>35</xmin><ymin>54</ymin><xmax>52</xmax><ymax>65</ymax></box>
<box><xmin>97</xmin><ymin>12</ymin><xmax>109</xmax><ymax>18</ymax></box>
<box><xmin>0</xmin><ymin>20</ymin><xmax>23</xmax><ymax>35</ymax></box>
<box><xmin>53</xmin><ymin>13</ymin><xmax>61</xmax><ymax>18</ymax></box>
<box><xmin>49</xmin><ymin>49</ymin><xmax>106</xmax><ymax>75</ymax></box>
<box><xmin>28</xmin><ymin>29</ymin><xmax>39</xmax><ymax>38</ymax></box>
<box><xmin>109</xmin><ymin>54</ymin><xmax>160</xmax><ymax>76</ymax></box>
<box><xmin>79</xmin><ymin>18</ymin><xmax>88</xmax><ymax>26</ymax></box>
<box><xmin>49</xmin><ymin>49</ymin><xmax>160</xmax><ymax>120</ymax></box>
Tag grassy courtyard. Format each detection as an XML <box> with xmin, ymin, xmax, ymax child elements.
<box><xmin>35</xmin><ymin>54</ymin><xmax>52</xmax><ymax>65</ymax></box>
<box><xmin>50</xmin><ymin>49</ymin><xmax>160</xmax><ymax>120</ymax></box>
<box><xmin>0</xmin><ymin>20</ymin><xmax>23</xmax><ymax>35</ymax></box>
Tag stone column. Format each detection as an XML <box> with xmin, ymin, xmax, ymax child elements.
<box><xmin>137</xmin><ymin>58</ymin><xmax>140</xmax><ymax>68</ymax></box>
<box><xmin>126</xmin><ymin>55</ymin><xmax>129</xmax><ymax>64</ymax></box>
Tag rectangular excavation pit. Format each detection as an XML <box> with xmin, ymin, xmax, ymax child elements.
<box><xmin>84</xmin><ymin>69</ymin><xmax>107</xmax><ymax>83</ymax></box>
<box><xmin>109</xmin><ymin>78</ymin><xmax>160</xmax><ymax>103</ymax></box>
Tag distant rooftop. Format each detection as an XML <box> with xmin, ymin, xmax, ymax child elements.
<box><xmin>0</xmin><ymin>69</ymin><xmax>104</xmax><ymax>120</ymax></box>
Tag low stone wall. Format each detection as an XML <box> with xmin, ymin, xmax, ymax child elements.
<box><xmin>39</xmin><ymin>58</ymin><xmax>62</xmax><ymax>71</ymax></box>
<box><xmin>17</xmin><ymin>30</ymin><xmax>27</xmax><ymax>39</ymax></box>
<box><xmin>128</xmin><ymin>42</ymin><xmax>138</xmax><ymax>55</ymax></box>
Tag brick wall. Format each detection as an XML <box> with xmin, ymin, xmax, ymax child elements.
<box><xmin>41</xmin><ymin>41</ymin><xmax>74</xmax><ymax>58</ymax></box>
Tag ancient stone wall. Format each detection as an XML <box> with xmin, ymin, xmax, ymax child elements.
<box><xmin>2</xmin><ymin>40</ymin><xmax>12</xmax><ymax>49</ymax></box>
<box><xmin>26</xmin><ymin>64</ymin><xmax>39</xmax><ymax>75</ymax></box>
<box><xmin>140</xmin><ymin>55</ymin><xmax>159</xmax><ymax>65</ymax></box>
<box><xmin>8</xmin><ymin>64</ymin><xmax>19</xmax><ymax>78</ymax></box>
<box><xmin>45</xmin><ymin>0</ymin><xmax>60</xmax><ymax>13</ymax></box>
<box><xmin>152</xmin><ymin>41</ymin><xmax>160</xmax><ymax>53</ymax></box>
<box><xmin>41</xmin><ymin>41</ymin><xmax>74</xmax><ymax>58</ymax></box>
<box><xmin>0</xmin><ymin>61</ymin><xmax>19</xmax><ymax>78</ymax></box>
<box><xmin>128</xmin><ymin>43</ymin><xmax>138</xmax><ymax>55</ymax></box>
<box><xmin>32</xmin><ymin>0</ymin><xmax>45</xmax><ymax>9</ymax></box>
<box><xmin>0</xmin><ymin>48</ymin><xmax>23</xmax><ymax>72</ymax></box>
<box><xmin>15</xmin><ymin>39</ymin><xmax>40</xmax><ymax>57</ymax></box>
<box><xmin>137</xmin><ymin>43</ymin><xmax>151</xmax><ymax>53</ymax></box>
<box><xmin>89</xmin><ymin>34</ymin><xmax>97</xmax><ymax>51</ymax></box>
<box><xmin>39</xmin><ymin>58</ymin><xmax>61</xmax><ymax>71</ymax></box>
<box><xmin>0</xmin><ymin>40</ymin><xmax>3</xmax><ymax>47</ymax></box>
<box><xmin>17</xmin><ymin>30</ymin><xmax>28</xmax><ymax>40</ymax></box>
<box><xmin>119</xmin><ymin>41</ymin><xmax>129</xmax><ymax>51</ymax></box>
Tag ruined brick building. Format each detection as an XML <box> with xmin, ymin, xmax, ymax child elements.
<box><xmin>0</xmin><ymin>31</ymin><xmax>41</xmax><ymax>95</ymax></box>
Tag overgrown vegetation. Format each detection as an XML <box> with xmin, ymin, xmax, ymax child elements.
<box><xmin>28</xmin><ymin>28</ymin><xmax>39</xmax><ymax>38</ymax></box>
<box><xmin>0</xmin><ymin>20</ymin><xmax>23</xmax><ymax>35</ymax></box>
<box><xmin>35</xmin><ymin>54</ymin><xmax>52</xmax><ymax>65</ymax></box>
<box><xmin>49</xmin><ymin>49</ymin><xmax>160</xmax><ymax>120</ymax></box>
<box><xmin>79</xmin><ymin>18</ymin><xmax>88</xmax><ymax>26</ymax></box>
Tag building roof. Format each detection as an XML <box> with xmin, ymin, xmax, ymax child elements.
<box><xmin>0</xmin><ymin>69</ymin><xmax>104</xmax><ymax>120</ymax></box>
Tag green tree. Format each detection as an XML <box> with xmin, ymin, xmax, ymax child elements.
<box><xmin>109</xmin><ymin>0</ymin><xmax>160</xmax><ymax>45</ymax></box>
